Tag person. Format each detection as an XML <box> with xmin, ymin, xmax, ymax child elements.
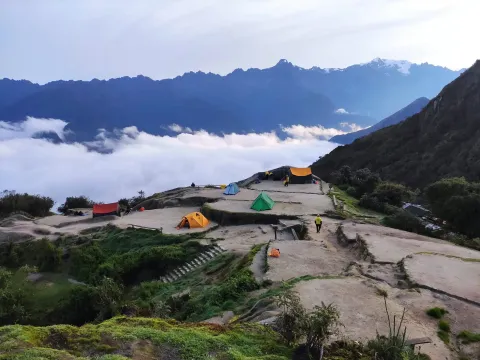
<box><xmin>185</xmin><ymin>219</ymin><xmax>190</xmax><ymax>228</ymax></box>
<box><xmin>284</xmin><ymin>174</ymin><xmax>290</xmax><ymax>187</ymax></box>
<box><xmin>315</xmin><ymin>214</ymin><xmax>322</xmax><ymax>233</ymax></box>
<box><xmin>191</xmin><ymin>182</ymin><xmax>196</xmax><ymax>187</ymax></box>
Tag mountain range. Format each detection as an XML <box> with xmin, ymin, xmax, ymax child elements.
<box><xmin>330</xmin><ymin>97</ymin><xmax>430</xmax><ymax>144</ymax></box>
<box><xmin>311</xmin><ymin>60</ymin><xmax>480</xmax><ymax>188</ymax></box>
<box><xmin>0</xmin><ymin>58</ymin><xmax>463</xmax><ymax>140</ymax></box>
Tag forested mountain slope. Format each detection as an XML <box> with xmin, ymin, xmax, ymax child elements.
<box><xmin>312</xmin><ymin>60</ymin><xmax>480</xmax><ymax>189</ymax></box>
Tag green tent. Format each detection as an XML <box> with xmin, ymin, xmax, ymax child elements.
<box><xmin>251</xmin><ymin>192</ymin><xmax>275</xmax><ymax>211</ymax></box>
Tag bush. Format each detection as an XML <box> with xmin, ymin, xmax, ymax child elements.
<box><xmin>0</xmin><ymin>190</ymin><xmax>54</xmax><ymax>217</ymax></box>
<box><xmin>273</xmin><ymin>287</ymin><xmax>306</xmax><ymax>345</ymax></box>
<box><xmin>437</xmin><ymin>330</ymin><xmax>450</xmax><ymax>344</ymax></box>
<box><xmin>346</xmin><ymin>186</ymin><xmax>357</xmax><ymax>197</ymax></box>
<box><xmin>457</xmin><ymin>330</ymin><xmax>480</xmax><ymax>344</ymax></box>
<box><xmin>426</xmin><ymin>177</ymin><xmax>480</xmax><ymax>237</ymax></box>
<box><xmin>0</xmin><ymin>239</ymin><xmax>62</xmax><ymax>272</ymax></box>
<box><xmin>383</xmin><ymin>210</ymin><xmax>434</xmax><ymax>236</ymax></box>
<box><xmin>57</xmin><ymin>196</ymin><xmax>94</xmax><ymax>214</ymax></box>
<box><xmin>426</xmin><ymin>307</ymin><xmax>447</xmax><ymax>319</ymax></box>
<box><xmin>438</xmin><ymin>320</ymin><xmax>450</xmax><ymax>332</ymax></box>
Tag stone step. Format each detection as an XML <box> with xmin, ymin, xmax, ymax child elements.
<box><xmin>198</xmin><ymin>254</ymin><xmax>208</xmax><ymax>261</ymax></box>
<box><xmin>166</xmin><ymin>275</ymin><xmax>174</xmax><ymax>282</ymax></box>
<box><xmin>205</xmin><ymin>251</ymin><xmax>215</xmax><ymax>259</ymax></box>
<box><xmin>174</xmin><ymin>269</ymin><xmax>182</xmax><ymax>277</ymax></box>
<box><xmin>194</xmin><ymin>259</ymin><xmax>202</xmax><ymax>266</ymax></box>
<box><xmin>178</xmin><ymin>268</ymin><xmax>186</xmax><ymax>275</ymax></box>
<box><xmin>181</xmin><ymin>266</ymin><xmax>190</xmax><ymax>273</ymax></box>
<box><xmin>211</xmin><ymin>247</ymin><xmax>222</xmax><ymax>254</ymax></box>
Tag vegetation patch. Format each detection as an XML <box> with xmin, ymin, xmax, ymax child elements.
<box><xmin>426</xmin><ymin>307</ymin><xmax>448</xmax><ymax>319</ymax></box>
<box><xmin>0</xmin><ymin>317</ymin><xmax>292</xmax><ymax>360</ymax></box>
<box><xmin>457</xmin><ymin>330</ymin><xmax>480</xmax><ymax>344</ymax></box>
<box><xmin>437</xmin><ymin>330</ymin><xmax>450</xmax><ymax>344</ymax></box>
<box><xmin>438</xmin><ymin>319</ymin><xmax>450</xmax><ymax>332</ymax></box>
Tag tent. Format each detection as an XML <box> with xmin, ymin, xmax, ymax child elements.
<box><xmin>289</xmin><ymin>167</ymin><xmax>313</xmax><ymax>184</ymax></box>
<box><xmin>92</xmin><ymin>202</ymin><xmax>120</xmax><ymax>218</ymax></box>
<box><xmin>176</xmin><ymin>212</ymin><xmax>209</xmax><ymax>229</ymax></box>
<box><xmin>251</xmin><ymin>192</ymin><xmax>275</xmax><ymax>211</ymax></box>
<box><xmin>223</xmin><ymin>182</ymin><xmax>240</xmax><ymax>195</ymax></box>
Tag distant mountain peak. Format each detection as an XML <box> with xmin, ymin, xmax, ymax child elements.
<box><xmin>363</xmin><ymin>58</ymin><xmax>413</xmax><ymax>75</ymax></box>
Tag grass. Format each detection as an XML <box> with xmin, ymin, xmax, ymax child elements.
<box><xmin>426</xmin><ymin>307</ymin><xmax>448</xmax><ymax>319</ymax></box>
<box><xmin>437</xmin><ymin>330</ymin><xmax>450</xmax><ymax>344</ymax></box>
<box><xmin>0</xmin><ymin>316</ymin><xmax>292</xmax><ymax>360</ymax></box>
<box><xmin>130</xmin><ymin>244</ymin><xmax>262</xmax><ymax>322</ymax></box>
<box><xmin>438</xmin><ymin>320</ymin><xmax>450</xmax><ymax>332</ymax></box>
<box><xmin>457</xmin><ymin>330</ymin><xmax>480</xmax><ymax>344</ymax></box>
<box><xmin>329</xmin><ymin>186</ymin><xmax>384</xmax><ymax>221</ymax></box>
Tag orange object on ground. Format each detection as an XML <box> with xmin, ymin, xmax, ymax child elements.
<box><xmin>92</xmin><ymin>202</ymin><xmax>120</xmax><ymax>218</ymax></box>
<box><xmin>269</xmin><ymin>248</ymin><xmax>280</xmax><ymax>258</ymax></box>
<box><xmin>176</xmin><ymin>212</ymin><xmax>209</xmax><ymax>229</ymax></box>
<box><xmin>139</xmin><ymin>207</ymin><xmax>145</xmax><ymax>212</ymax></box>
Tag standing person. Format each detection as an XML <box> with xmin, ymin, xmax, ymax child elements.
<box><xmin>284</xmin><ymin>174</ymin><xmax>290</xmax><ymax>187</ymax></box>
<box><xmin>315</xmin><ymin>214</ymin><xmax>322</xmax><ymax>233</ymax></box>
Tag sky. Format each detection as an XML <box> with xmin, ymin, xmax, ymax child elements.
<box><xmin>0</xmin><ymin>117</ymin><xmax>340</xmax><ymax>205</ymax></box>
<box><xmin>1</xmin><ymin>0</ymin><xmax>479</xmax><ymax>83</ymax></box>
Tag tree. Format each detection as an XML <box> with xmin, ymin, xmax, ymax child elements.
<box><xmin>273</xmin><ymin>287</ymin><xmax>306</xmax><ymax>345</ymax></box>
<box><xmin>0</xmin><ymin>265</ymin><xmax>36</xmax><ymax>325</ymax></box>
<box><xmin>303</xmin><ymin>303</ymin><xmax>342</xmax><ymax>360</ymax></box>
<box><xmin>0</xmin><ymin>191</ymin><xmax>54</xmax><ymax>217</ymax></box>
<box><xmin>57</xmin><ymin>196</ymin><xmax>94</xmax><ymax>214</ymax></box>
<box><xmin>425</xmin><ymin>177</ymin><xmax>480</xmax><ymax>237</ymax></box>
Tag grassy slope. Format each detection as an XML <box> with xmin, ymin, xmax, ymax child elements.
<box><xmin>0</xmin><ymin>317</ymin><xmax>291</xmax><ymax>360</ymax></box>
<box><xmin>329</xmin><ymin>186</ymin><xmax>384</xmax><ymax>221</ymax></box>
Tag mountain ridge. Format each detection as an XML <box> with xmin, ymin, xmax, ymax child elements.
<box><xmin>330</xmin><ymin>97</ymin><xmax>430</xmax><ymax>144</ymax></box>
<box><xmin>311</xmin><ymin>59</ymin><xmax>480</xmax><ymax>188</ymax></box>
<box><xmin>0</xmin><ymin>58</ymin><xmax>463</xmax><ymax>141</ymax></box>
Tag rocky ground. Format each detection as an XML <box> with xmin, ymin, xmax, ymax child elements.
<box><xmin>1</xmin><ymin>179</ymin><xmax>479</xmax><ymax>359</ymax></box>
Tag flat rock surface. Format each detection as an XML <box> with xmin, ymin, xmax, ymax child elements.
<box><xmin>342</xmin><ymin>222</ymin><xmax>480</xmax><ymax>262</ymax></box>
<box><xmin>294</xmin><ymin>277</ymin><xmax>451</xmax><ymax>360</ymax></box>
<box><xmin>115</xmin><ymin>207</ymin><xmax>216</xmax><ymax>234</ymax></box>
<box><xmin>208</xmin><ymin>225</ymin><xmax>274</xmax><ymax>253</ymax></box>
<box><xmin>266</xmin><ymin>217</ymin><xmax>348</xmax><ymax>282</ymax></box>
<box><xmin>404</xmin><ymin>254</ymin><xmax>480</xmax><ymax>305</ymax></box>
<box><xmin>250</xmin><ymin>181</ymin><xmax>322</xmax><ymax>194</ymax></box>
<box><xmin>208</xmin><ymin>197</ymin><xmax>333</xmax><ymax>216</ymax></box>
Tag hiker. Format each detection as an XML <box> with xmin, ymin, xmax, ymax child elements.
<box><xmin>265</xmin><ymin>171</ymin><xmax>269</xmax><ymax>180</ymax></box>
<box><xmin>124</xmin><ymin>205</ymin><xmax>131</xmax><ymax>216</ymax></box>
<box><xmin>191</xmin><ymin>182</ymin><xmax>196</xmax><ymax>187</ymax></box>
<box><xmin>185</xmin><ymin>219</ymin><xmax>190</xmax><ymax>229</ymax></box>
<box><xmin>284</xmin><ymin>174</ymin><xmax>290</xmax><ymax>187</ymax></box>
<box><xmin>315</xmin><ymin>214</ymin><xmax>322</xmax><ymax>233</ymax></box>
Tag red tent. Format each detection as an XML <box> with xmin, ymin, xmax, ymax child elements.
<box><xmin>92</xmin><ymin>202</ymin><xmax>120</xmax><ymax>218</ymax></box>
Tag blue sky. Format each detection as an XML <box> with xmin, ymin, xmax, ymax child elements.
<box><xmin>1</xmin><ymin>0</ymin><xmax>479</xmax><ymax>83</ymax></box>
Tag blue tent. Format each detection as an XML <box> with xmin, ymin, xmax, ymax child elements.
<box><xmin>223</xmin><ymin>182</ymin><xmax>240</xmax><ymax>195</ymax></box>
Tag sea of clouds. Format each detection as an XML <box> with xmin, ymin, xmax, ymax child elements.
<box><xmin>0</xmin><ymin>117</ymin><xmax>358</xmax><ymax>207</ymax></box>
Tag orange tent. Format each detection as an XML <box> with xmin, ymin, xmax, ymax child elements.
<box><xmin>93</xmin><ymin>202</ymin><xmax>120</xmax><ymax>218</ymax></box>
<box><xmin>176</xmin><ymin>212</ymin><xmax>209</xmax><ymax>229</ymax></box>
<box><xmin>269</xmin><ymin>248</ymin><xmax>280</xmax><ymax>258</ymax></box>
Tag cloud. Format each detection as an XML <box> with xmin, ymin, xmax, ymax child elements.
<box><xmin>168</xmin><ymin>123</ymin><xmax>193</xmax><ymax>133</ymax></box>
<box><xmin>335</xmin><ymin>108</ymin><xmax>349</xmax><ymax>114</ymax></box>
<box><xmin>0</xmin><ymin>117</ymin><xmax>70</xmax><ymax>141</ymax></box>
<box><xmin>339</xmin><ymin>122</ymin><xmax>366</xmax><ymax>132</ymax></box>
<box><xmin>0</xmin><ymin>118</ymin><xmax>338</xmax><ymax>206</ymax></box>
<box><xmin>282</xmin><ymin>124</ymin><xmax>347</xmax><ymax>140</ymax></box>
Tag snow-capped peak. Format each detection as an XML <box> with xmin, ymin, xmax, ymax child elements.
<box><xmin>364</xmin><ymin>58</ymin><xmax>413</xmax><ymax>75</ymax></box>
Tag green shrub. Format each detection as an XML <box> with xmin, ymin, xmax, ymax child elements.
<box><xmin>383</xmin><ymin>210</ymin><xmax>435</xmax><ymax>236</ymax></box>
<box><xmin>426</xmin><ymin>307</ymin><xmax>447</xmax><ymax>319</ymax></box>
<box><xmin>0</xmin><ymin>190</ymin><xmax>54</xmax><ymax>217</ymax></box>
<box><xmin>346</xmin><ymin>186</ymin><xmax>357</xmax><ymax>197</ymax></box>
<box><xmin>437</xmin><ymin>330</ymin><xmax>450</xmax><ymax>344</ymax></box>
<box><xmin>57</xmin><ymin>195</ymin><xmax>94</xmax><ymax>214</ymax></box>
<box><xmin>457</xmin><ymin>330</ymin><xmax>480</xmax><ymax>344</ymax></box>
<box><xmin>438</xmin><ymin>320</ymin><xmax>450</xmax><ymax>332</ymax></box>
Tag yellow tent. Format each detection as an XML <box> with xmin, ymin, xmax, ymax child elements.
<box><xmin>176</xmin><ymin>212</ymin><xmax>209</xmax><ymax>229</ymax></box>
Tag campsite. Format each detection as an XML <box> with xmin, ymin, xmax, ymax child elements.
<box><xmin>0</xmin><ymin>166</ymin><xmax>479</xmax><ymax>360</ymax></box>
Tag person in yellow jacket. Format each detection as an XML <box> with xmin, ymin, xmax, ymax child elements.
<box><xmin>315</xmin><ymin>215</ymin><xmax>322</xmax><ymax>233</ymax></box>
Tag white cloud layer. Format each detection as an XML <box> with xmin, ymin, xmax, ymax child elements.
<box><xmin>335</xmin><ymin>108</ymin><xmax>349</xmax><ymax>114</ymax></box>
<box><xmin>0</xmin><ymin>118</ymin><xmax>338</xmax><ymax>206</ymax></box>
<box><xmin>168</xmin><ymin>124</ymin><xmax>193</xmax><ymax>133</ymax></box>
